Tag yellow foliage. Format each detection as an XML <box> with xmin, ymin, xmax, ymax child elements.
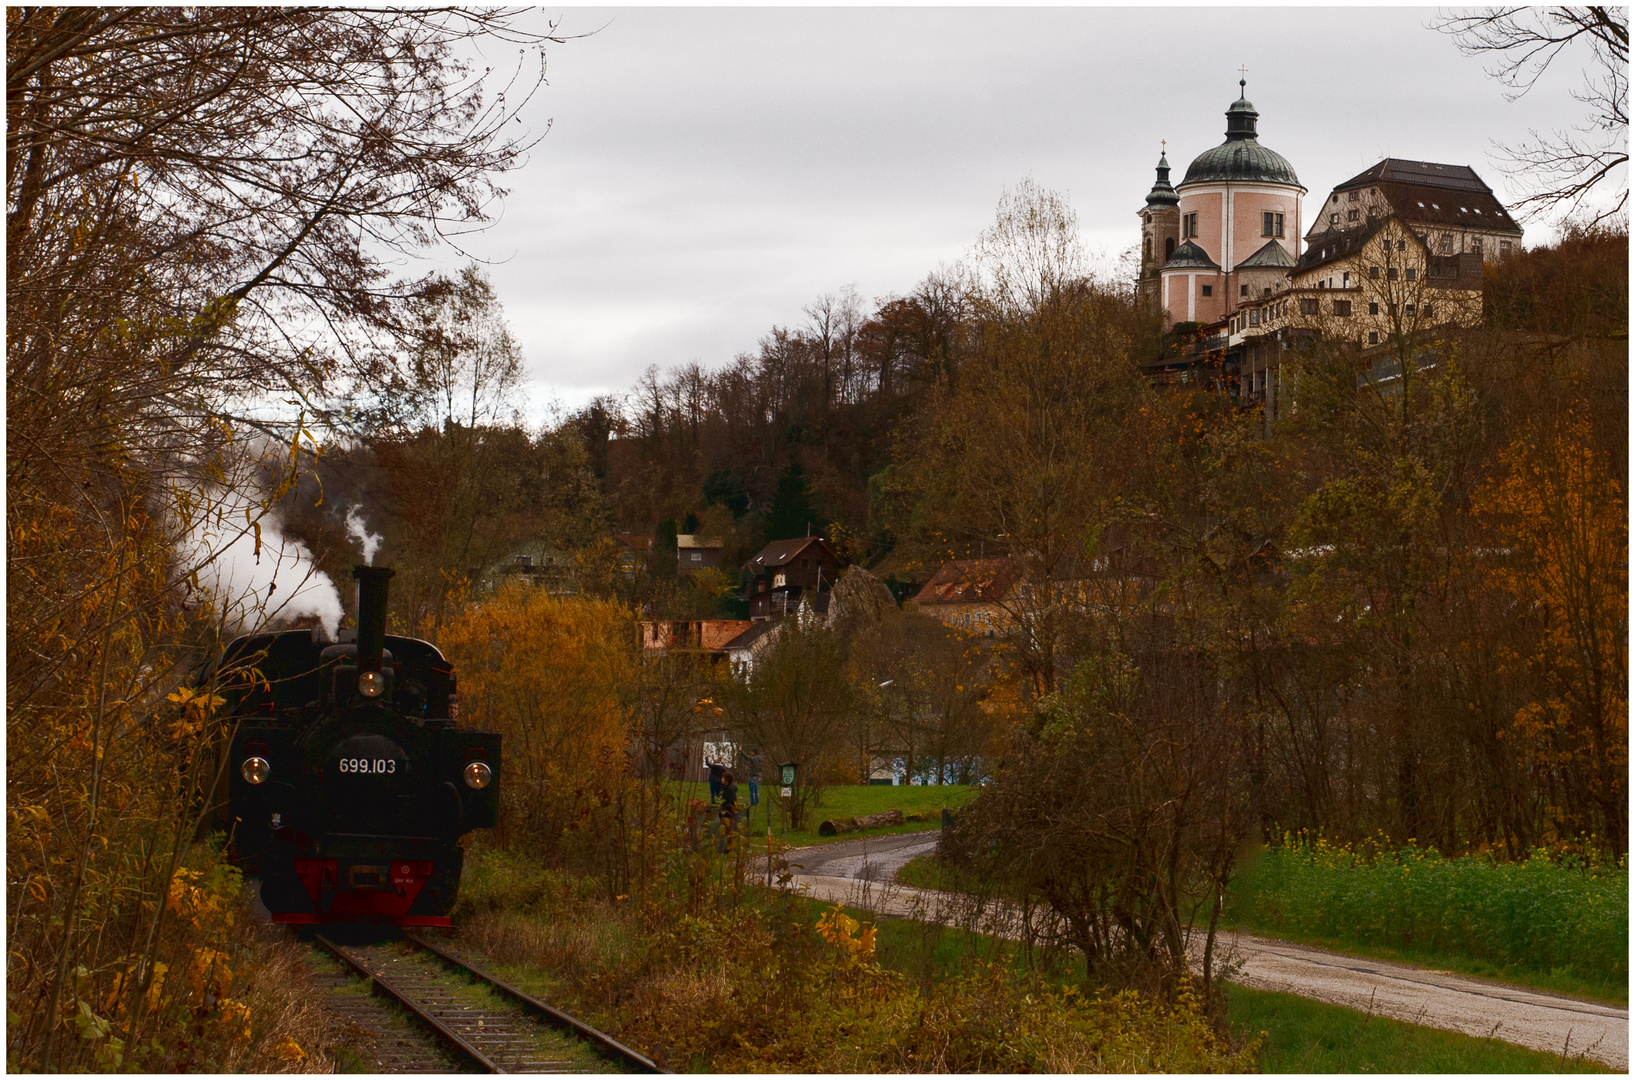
<box><xmin>438</xmin><ymin>582</ymin><xmax>635</xmax><ymax>846</ymax></box>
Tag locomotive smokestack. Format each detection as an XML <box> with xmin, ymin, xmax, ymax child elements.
<box><xmin>353</xmin><ymin>565</ymin><xmax>395</xmax><ymax>673</ymax></box>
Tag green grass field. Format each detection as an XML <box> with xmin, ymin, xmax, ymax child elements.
<box><xmin>835</xmin><ymin>897</ymin><xmax>1611</xmax><ymax>1073</ymax></box>
<box><xmin>1227</xmin><ymin>983</ymin><xmax>1612</xmax><ymax>1073</ymax></box>
<box><xmin>664</xmin><ymin>779</ymin><xmax>978</xmax><ymax>848</ymax></box>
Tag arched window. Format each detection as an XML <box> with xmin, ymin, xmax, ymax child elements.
<box><xmin>1144</xmin><ymin>236</ymin><xmax>1152</xmax><ymax>258</ymax></box>
<box><xmin>1165</xmin><ymin>237</ymin><xmax>1176</xmax><ymax>259</ymax></box>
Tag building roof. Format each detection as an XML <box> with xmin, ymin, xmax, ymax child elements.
<box><xmin>721</xmin><ymin>620</ymin><xmax>781</xmax><ymax>652</ymax></box>
<box><xmin>1236</xmin><ymin>239</ymin><xmax>1297</xmax><ymax>270</ymax></box>
<box><xmin>1181</xmin><ymin>83</ymin><xmax>1302</xmax><ymax>189</ymax></box>
<box><xmin>1163</xmin><ymin>239</ymin><xmax>1221</xmax><ymax>271</ymax></box>
<box><xmin>1294</xmin><ymin>217</ymin><xmax>1402</xmax><ymax>275</ymax></box>
<box><xmin>747</xmin><ymin>536</ymin><xmax>836</xmax><ymax>571</ymax></box>
<box><xmin>677</xmin><ymin>534</ymin><xmax>724</xmax><ymax>550</ymax></box>
<box><xmin>1325</xmin><ymin>159</ymin><xmax>1523</xmax><ymax>236</ymax></box>
<box><xmin>1334</xmin><ymin>158</ymin><xmax>1492</xmax><ymax>194</ymax></box>
<box><xmin>913</xmin><ymin>558</ymin><xmax>1025</xmax><ymax>606</ymax></box>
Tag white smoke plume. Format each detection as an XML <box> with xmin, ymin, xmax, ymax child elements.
<box><xmin>345</xmin><ymin>504</ymin><xmax>384</xmax><ymax>566</ymax></box>
<box><xmin>177</xmin><ymin>483</ymin><xmax>344</xmax><ymax>639</ymax></box>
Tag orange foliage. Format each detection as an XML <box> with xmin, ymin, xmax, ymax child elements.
<box><xmin>438</xmin><ymin>582</ymin><xmax>635</xmax><ymax>849</ymax></box>
<box><xmin>1476</xmin><ymin>413</ymin><xmax>1627</xmax><ymax>837</ymax></box>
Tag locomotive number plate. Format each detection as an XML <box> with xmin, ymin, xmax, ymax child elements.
<box><xmin>337</xmin><ymin>757</ymin><xmax>399</xmax><ymax>775</ymax></box>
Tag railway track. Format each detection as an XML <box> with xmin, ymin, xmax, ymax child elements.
<box><xmin>311</xmin><ymin>931</ymin><xmax>665</xmax><ymax>1074</ymax></box>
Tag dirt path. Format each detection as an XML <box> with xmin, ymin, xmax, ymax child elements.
<box><xmin>784</xmin><ymin>840</ymin><xmax>1628</xmax><ymax>1070</ymax></box>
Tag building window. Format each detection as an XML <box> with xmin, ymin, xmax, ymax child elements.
<box><xmin>1500</xmin><ymin>240</ymin><xmax>1512</xmax><ymax>256</ymax></box>
<box><xmin>1165</xmin><ymin>237</ymin><xmax>1176</xmax><ymax>258</ymax></box>
<box><xmin>1348</xmin><ymin>208</ymin><xmax>1360</xmax><ymax>222</ymax></box>
<box><xmin>1333</xmin><ymin>300</ymin><xmax>1353</xmax><ymax>317</ymax></box>
<box><xmin>1262</xmin><ymin>211</ymin><xmax>1284</xmax><ymax>237</ymax></box>
<box><xmin>1368</xmin><ymin>331</ymin><xmax>1380</xmax><ymax>345</ymax></box>
<box><xmin>1300</xmin><ymin>298</ymin><xmax>1320</xmax><ymax>315</ymax></box>
<box><xmin>1387</xmin><ymin>267</ymin><xmax>1399</xmax><ymax>281</ymax></box>
<box><xmin>1348</xmin><ymin>190</ymin><xmax>1359</xmax><ymax>202</ymax></box>
<box><xmin>1342</xmin><ymin>271</ymin><xmax>1350</xmax><ymax>287</ymax></box>
<box><xmin>1201</xmin><ymin>283</ymin><xmax>1212</xmax><ymax>296</ymax></box>
<box><xmin>1405</xmin><ymin>303</ymin><xmax>1416</xmax><ymax>317</ymax></box>
<box><xmin>1183</xmin><ymin>212</ymin><xmax>1198</xmax><ymax>238</ymax></box>
<box><xmin>1330</xmin><ymin>213</ymin><xmax>1339</xmax><ymax>226</ymax></box>
<box><xmin>1368</xmin><ymin>301</ymin><xmax>1380</xmax><ymax>315</ymax></box>
<box><xmin>1398</xmin><ymin>240</ymin><xmax>1408</xmax><ymax>251</ymax></box>
<box><xmin>1423</xmin><ymin>303</ymin><xmax>1434</xmax><ymax>319</ymax></box>
<box><xmin>1249</xmin><ymin>309</ymin><xmax>1260</xmax><ymax>326</ymax></box>
<box><xmin>1406</xmin><ymin>268</ymin><xmax>1417</xmax><ymax>281</ymax></box>
<box><xmin>1370</xmin><ymin>266</ymin><xmax>1381</xmax><ymax>279</ymax></box>
<box><xmin>1144</xmin><ymin>236</ymin><xmax>1152</xmax><ymax>258</ymax></box>
<box><xmin>1143</xmin><ymin>212</ymin><xmax>1151</xmax><ymax>225</ymax></box>
<box><xmin>1240</xmin><ymin>283</ymin><xmax>1249</xmax><ymax>297</ymax></box>
<box><xmin>1441</xmin><ymin>235</ymin><xmax>1454</xmax><ymax>254</ymax></box>
<box><xmin>1472</xmin><ymin>238</ymin><xmax>1483</xmax><ymax>254</ymax></box>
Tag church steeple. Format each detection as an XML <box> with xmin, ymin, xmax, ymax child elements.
<box><xmin>1225</xmin><ymin>78</ymin><xmax>1259</xmax><ymax>140</ymax></box>
<box><xmin>1145</xmin><ymin>146</ymin><xmax>1179</xmax><ymax>208</ymax></box>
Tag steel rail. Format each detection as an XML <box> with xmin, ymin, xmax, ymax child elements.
<box><xmin>313</xmin><ymin>932</ymin><xmax>504</xmax><ymax>1073</ymax></box>
<box><xmin>405</xmin><ymin>931</ymin><xmax>668</xmax><ymax>1074</ymax></box>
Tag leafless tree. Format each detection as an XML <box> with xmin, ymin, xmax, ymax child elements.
<box><xmin>1436</xmin><ymin>7</ymin><xmax>1629</xmax><ymax>225</ymax></box>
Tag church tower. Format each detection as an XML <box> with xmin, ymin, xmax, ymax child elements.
<box><xmin>1158</xmin><ymin>80</ymin><xmax>1304</xmax><ymax>328</ymax></box>
<box><xmin>1137</xmin><ymin>149</ymin><xmax>1180</xmax><ymax>312</ymax></box>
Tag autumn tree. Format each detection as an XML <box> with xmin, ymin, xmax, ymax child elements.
<box><xmin>7</xmin><ymin>9</ymin><xmax>560</xmax><ymax>1068</ymax></box>
<box><xmin>724</xmin><ymin>617</ymin><xmax>855</xmax><ymax>829</ymax></box>
<box><xmin>885</xmin><ymin>180</ymin><xmax>1160</xmax><ymax>695</ymax></box>
<box><xmin>1476</xmin><ymin>414</ymin><xmax>1627</xmax><ymax>847</ymax></box>
<box><xmin>438</xmin><ymin>583</ymin><xmax>634</xmax><ymax>859</ymax></box>
<box><xmin>1436</xmin><ymin>6</ymin><xmax>1628</xmax><ymax>225</ymax></box>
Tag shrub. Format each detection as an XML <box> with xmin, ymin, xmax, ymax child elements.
<box><xmin>1251</xmin><ymin>834</ymin><xmax>1627</xmax><ymax>987</ymax></box>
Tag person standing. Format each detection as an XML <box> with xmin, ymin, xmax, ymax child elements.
<box><xmin>745</xmin><ymin>749</ymin><xmax>762</xmax><ymax>808</ymax></box>
<box><xmin>706</xmin><ymin>757</ymin><xmax>725</xmax><ymax>805</ymax></box>
<box><xmin>717</xmin><ymin>772</ymin><xmax>738</xmax><ymax>853</ymax></box>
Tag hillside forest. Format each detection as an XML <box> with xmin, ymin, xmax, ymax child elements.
<box><xmin>6</xmin><ymin>6</ymin><xmax>1626</xmax><ymax>1072</ymax></box>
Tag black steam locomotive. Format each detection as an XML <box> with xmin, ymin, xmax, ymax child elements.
<box><xmin>217</xmin><ymin>566</ymin><xmax>500</xmax><ymax>926</ymax></box>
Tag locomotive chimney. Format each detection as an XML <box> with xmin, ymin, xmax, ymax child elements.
<box><xmin>353</xmin><ymin>565</ymin><xmax>395</xmax><ymax>673</ymax></box>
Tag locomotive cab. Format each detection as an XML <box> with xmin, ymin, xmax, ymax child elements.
<box><xmin>220</xmin><ymin>566</ymin><xmax>500</xmax><ymax>927</ymax></box>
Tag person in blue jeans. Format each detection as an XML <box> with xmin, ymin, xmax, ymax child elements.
<box><xmin>706</xmin><ymin>758</ymin><xmax>725</xmax><ymax>805</ymax></box>
<box><xmin>745</xmin><ymin>749</ymin><xmax>762</xmax><ymax>808</ymax></box>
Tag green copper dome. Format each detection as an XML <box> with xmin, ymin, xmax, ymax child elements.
<box><xmin>1181</xmin><ymin>81</ymin><xmax>1302</xmax><ymax>189</ymax></box>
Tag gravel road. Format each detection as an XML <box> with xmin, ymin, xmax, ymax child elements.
<box><xmin>783</xmin><ymin>834</ymin><xmax>1628</xmax><ymax>1070</ymax></box>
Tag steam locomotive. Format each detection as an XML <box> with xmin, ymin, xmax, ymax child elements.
<box><xmin>216</xmin><ymin>566</ymin><xmax>500</xmax><ymax>926</ymax></box>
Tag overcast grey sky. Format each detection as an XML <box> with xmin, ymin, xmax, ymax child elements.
<box><xmin>436</xmin><ymin>7</ymin><xmax>1601</xmax><ymax>417</ymax></box>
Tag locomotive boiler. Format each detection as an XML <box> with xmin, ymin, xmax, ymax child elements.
<box><xmin>218</xmin><ymin>566</ymin><xmax>499</xmax><ymax>926</ymax></box>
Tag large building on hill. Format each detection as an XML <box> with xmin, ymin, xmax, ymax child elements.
<box><xmin>1138</xmin><ymin>82</ymin><xmax>1523</xmax><ymax>420</ymax></box>
<box><xmin>1139</xmin><ymin>81</ymin><xmax>1305</xmax><ymax>327</ymax></box>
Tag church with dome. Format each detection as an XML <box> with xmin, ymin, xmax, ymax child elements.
<box><xmin>1137</xmin><ymin>81</ymin><xmax>1524</xmax><ymax>420</ymax></box>
<box><xmin>1138</xmin><ymin>80</ymin><xmax>1304</xmax><ymax>326</ymax></box>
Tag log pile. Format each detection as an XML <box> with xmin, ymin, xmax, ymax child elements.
<box><xmin>817</xmin><ymin>809</ymin><xmax>904</xmax><ymax>836</ymax></box>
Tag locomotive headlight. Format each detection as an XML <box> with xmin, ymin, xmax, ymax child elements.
<box><xmin>241</xmin><ymin>756</ymin><xmax>271</xmax><ymax>785</ymax></box>
<box><xmin>357</xmin><ymin>670</ymin><xmax>385</xmax><ymax>698</ymax></box>
<box><xmin>463</xmin><ymin>761</ymin><xmax>493</xmax><ymax>790</ymax></box>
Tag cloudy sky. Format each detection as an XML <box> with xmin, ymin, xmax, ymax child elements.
<box><xmin>432</xmin><ymin>6</ymin><xmax>1602</xmax><ymax>417</ymax></box>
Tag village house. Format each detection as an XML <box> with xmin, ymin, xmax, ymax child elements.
<box><xmin>676</xmin><ymin>533</ymin><xmax>725</xmax><ymax>576</ymax></box>
<box><xmin>909</xmin><ymin>558</ymin><xmax>1025</xmax><ymax>635</ymax></box>
<box><xmin>744</xmin><ymin>536</ymin><xmax>842</xmax><ymax>620</ymax></box>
